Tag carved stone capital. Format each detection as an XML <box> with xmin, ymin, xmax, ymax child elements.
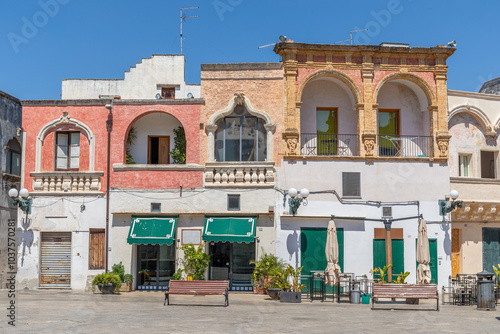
<box><xmin>362</xmin><ymin>133</ymin><xmax>377</xmax><ymax>157</ymax></box>
<box><xmin>205</xmin><ymin>124</ymin><xmax>217</xmax><ymax>134</ymax></box>
<box><xmin>264</xmin><ymin>124</ymin><xmax>276</xmax><ymax>134</ymax></box>
<box><xmin>436</xmin><ymin>134</ymin><xmax>451</xmax><ymax>158</ymax></box>
<box><xmin>283</xmin><ymin>131</ymin><xmax>300</xmax><ymax>156</ymax></box>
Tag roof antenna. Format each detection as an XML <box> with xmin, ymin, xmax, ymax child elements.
<box><xmin>334</xmin><ymin>29</ymin><xmax>368</xmax><ymax>45</ymax></box>
<box><xmin>258</xmin><ymin>35</ymin><xmax>288</xmax><ymax>49</ymax></box>
<box><xmin>180</xmin><ymin>7</ymin><xmax>199</xmax><ymax>54</ymax></box>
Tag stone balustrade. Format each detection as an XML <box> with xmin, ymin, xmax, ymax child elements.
<box><xmin>31</xmin><ymin>171</ymin><xmax>104</xmax><ymax>194</ymax></box>
<box><xmin>204</xmin><ymin>162</ymin><xmax>275</xmax><ymax>187</ymax></box>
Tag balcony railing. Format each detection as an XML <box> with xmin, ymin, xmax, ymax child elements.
<box><xmin>377</xmin><ymin>135</ymin><xmax>433</xmax><ymax>158</ymax></box>
<box><xmin>31</xmin><ymin>171</ymin><xmax>103</xmax><ymax>194</ymax></box>
<box><xmin>301</xmin><ymin>133</ymin><xmax>359</xmax><ymax>156</ymax></box>
<box><xmin>204</xmin><ymin>162</ymin><xmax>275</xmax><ymax>187</ymax></box>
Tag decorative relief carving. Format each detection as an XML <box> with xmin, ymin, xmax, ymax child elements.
<box><xmin>234</xmin><ymin>93</ymin><xmax>245</xmax><ymax>106</ymax></box>
<box><xmin>60</xmin><ymin>110</ymin><xmax>71</xmax><ymax>123</ymax></box>
<box><xmin>437</xmin><ymin>140</ymin><xmax>449</xmax><ymax>157</ymax></box>
<box><xmin>453</xmin><ymin>203</ymin><xmax>500</xmax><ymax>222</ymax></box>
<box><xmin>362</xmin><ymin>134</ymin><xmax>377</xmax><ymax>157</ymax></box>
<box><xmin>286</xmin><ymin>138</ymin><xmax>298</xmax><ymax>155</ymax></box>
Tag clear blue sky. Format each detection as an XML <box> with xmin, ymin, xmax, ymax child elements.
<box><xmin>1</xmin><ymin>0</ymin><xmax>499</xmax><ymax>100</ymax></box>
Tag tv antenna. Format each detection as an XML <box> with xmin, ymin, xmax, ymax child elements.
<box><xmin>180</xmin><ymin>7</ymin><xmax>199</xmax><ymax>54</ymax></box>
<box><xmin>334</xmin><ymin>29</ymin><xmax>368</xmax><ymax>45</ymax></box>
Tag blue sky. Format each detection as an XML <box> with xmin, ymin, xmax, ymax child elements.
<box><xmin>1</xmin><ymin>0</ymin><xmax>499</xmax><ymax>100</ymax></box>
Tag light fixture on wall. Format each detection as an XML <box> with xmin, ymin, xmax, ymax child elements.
<box><xmin>288</xmin><ymin>188</ymin><xmax>309</xmax><ymax>216</ymax></box>
<box><xmin>9</xmin><ymin>188</ymin><xmax>32</xmax><ymax>214</ymax></box>
<box><xmin>440</xmin><ymin>189</ymin><xmax>463</xmax><ymax>215</ymax></box>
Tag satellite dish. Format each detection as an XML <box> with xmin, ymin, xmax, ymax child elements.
<box><xmin>279</xmin><ymin>35</ymin><xmax>287</xmax><ymax>43</ymax></box>
<box><xmin>187</xmin><ymin>92</ymin><xmax>193</xmax><ymax>98</ymax></box>
<box><xmin>156</xmin><ymin>93</ymin><xmax>162</xmax><ymax>99</ymax></box>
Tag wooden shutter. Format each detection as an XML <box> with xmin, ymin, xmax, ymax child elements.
<box><xmin>89</xmin><ymin>229</ymin><xmax>105</xmax><ymax>269</ymax></box>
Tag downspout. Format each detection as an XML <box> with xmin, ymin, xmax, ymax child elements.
<box><xmin>105</xmin><ymin>103</ymin><xmax>113</xmax><ymax>272</ymax></box>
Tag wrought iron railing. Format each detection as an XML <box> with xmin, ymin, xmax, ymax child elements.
<box><xmin>301</xmin><ymin>133</ymin><xmax>359</xmax><ymax>156</ymax></box>
<box><xmin>377</xmin><ymin>135</ymin><xmax>433</xmax><ymax>158</ymax></box>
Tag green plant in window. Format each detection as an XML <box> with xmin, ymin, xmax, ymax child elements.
<box><xmin>169</xmin><ymin>126</ymin><xmax>186</xmax><ymax>164</ymax></box>
<box><xmin>370</xmin><ymin>264</ymin><xmax>392</xmax><ymax>283</ymax></box>
<box><xmin>178</xmin><ymin>243</ymin><xmax>210</xmax><ymax>280</ymax></box>
<box><xmin>126</xmin><ymin>126</ymin><xmax>137</xmax><ymax>164</ymax></box>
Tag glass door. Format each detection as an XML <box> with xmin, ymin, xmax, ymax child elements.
<box><xmin>378</xmin><ymin>109</ymin><xmax>399</xmax><ymax>156</ymax></box>
<box><xmin>137</xmin><ymin>244</ymin><xmax>175</xmax><ymax>290</ymax></box>
<box><xmin>209</xmin><ymin>242</ymin><xmax>255</xmax><ymax>291</ymax></box>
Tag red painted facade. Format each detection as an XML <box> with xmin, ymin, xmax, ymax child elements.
<box><xmin>22</xmin><ymin>102</ymin><xmax>203</xmax><ymax>192</ymax></box>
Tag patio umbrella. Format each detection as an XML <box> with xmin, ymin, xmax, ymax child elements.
<box><xmin>325</xmin><ymin>220</ymin><xmax>341</xmax><ymax>286</ymax></box>
<box><xmin>416</xmin><ymin>218</ymin><xmax>432</xmax><ymax>284</ymax></box>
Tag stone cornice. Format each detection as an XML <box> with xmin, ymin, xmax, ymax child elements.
<box><xmin>22</xmin><ymin>98</ymin><xmax>205</xmax><ymax>106</ymax></box>
<box><xmin>448</xmin><ymin>89</ymin><xmax>500</xmax><ymax>101</ymax></box>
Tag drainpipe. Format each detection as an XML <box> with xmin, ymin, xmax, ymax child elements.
<box><xmin>105</xmin><ymin>103</ymin><xmax>113</xmax><ymax>272</ymax></box>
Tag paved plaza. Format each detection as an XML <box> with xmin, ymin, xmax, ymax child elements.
<box><xmin>1</xmin><ymin>290</ymin><xmax>499</xmax><ymax>333</ymax></box>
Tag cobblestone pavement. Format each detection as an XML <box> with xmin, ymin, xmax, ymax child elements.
<box><xmin>1</xmin><ymin>290</ymin><xmax>499</xmax><ymax>333</ymax></box>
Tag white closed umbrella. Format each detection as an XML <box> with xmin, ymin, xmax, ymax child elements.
<box><xmin>416</xmin><ymin>218</ymin><xmax>432</xmax><ymax>284</ymax></box>
<box><xmin>325</xmin><ymin>220</ymin><xmax>341</xmax><ymax>286</ymax></box>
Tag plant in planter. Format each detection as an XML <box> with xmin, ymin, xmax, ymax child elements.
<box><xmin>92</xmin><ymin>272</ymin><xmax>122</xmax><ymax>294</ymax></box>
<box><xmin>177</xmin><ymin>243</ymin><xmax>211</xmax><ymax>280</ymax></box>
<box><xmin>394</xmin><ymin>271</ymin><xmax>410</xmax><ymax>284</ymax></box>
<box><xmin>250</xmin><ymin>253</ymin><xmax>285</xmax><ymax>294</ymax></box>
<box><xmin>370</xmin><ymin>264</ymin><xmax>392</xmax><ymax>283</ymax></box>
<box><xmin>275</xmin><ymin>265</ymin><xmax>305</xmax><ymax>303</ymax></box>
<box><xmin>169</xmin><ymin>126</ymin><xmax>186</xmax><ymax>164</ymax></box>
<box><xmin>112</xmin><ymin>261</ymin><xmax>134</xmax><ymax>292</ymax></box>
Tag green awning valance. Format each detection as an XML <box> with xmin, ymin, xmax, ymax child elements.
<box><xmin>127</xmin><ymin>216</ymin><xmax>177</xmax><ymax>246</ymax></box>
<box><xmin>203</xmin><ymin>216</ymin><xmax>256</xmax><ymax>243</ymax></box>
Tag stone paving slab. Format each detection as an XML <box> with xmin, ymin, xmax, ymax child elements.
<box><xmin>1</xmin><ymin>290</ymin><xmax>499</xmax><ymax>333</ymax></box>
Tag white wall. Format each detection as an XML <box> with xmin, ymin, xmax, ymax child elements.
<box><xmin>62</xmin><ymin>55</ymin><xmax>201</xmax><ymax>100</ymax></box>
<box><xmin>16</xmin><ymin>196</ymin><xmax>106</xmax><ymax>290</ymax></box>
<box><xmin>128</xmin><ymin>112</ymin><xmax>183</xmax><ymax>164</ymax></box>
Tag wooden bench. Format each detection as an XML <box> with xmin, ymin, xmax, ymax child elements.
<box><xmin>164</xmin><ymin>280</ymin><xmax>229</xmax><ymax>307</ymax></box>
<box><xmin>371</xmin><ymin>284</ymin><xmax>439</xmax><ymax>311</ymax></box>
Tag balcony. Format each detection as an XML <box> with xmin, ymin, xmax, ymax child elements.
<box><xmin>204</xmin><ymin>162</ymin><xmax>275</xmax><ymax>187</ymax></box>
<box><xmin>31</xmin><ymin>171</ymin><xmax>104</xmax><ymax>195</ymax></box>
<box><xmin>301</xmin><ymin>133</ymin><xmax>359</xmax><ymax>157</ymax></box>
<box><xmin>377</xmin><ymin>135</ymin><xmax>432</xmax><ymax>158</ymax></box>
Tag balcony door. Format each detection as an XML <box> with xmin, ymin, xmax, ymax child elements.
<box><xmin>148</xmin><ymin>136</ymin><xmax>170</xmax><ymax>164</ymax></box>
<box><xmin>378</xmin><ymin>109</ymin><xmax>400</xmax><ymax>156</ymax></box>
<box><xmin>317</xmin><ymin>108</ymin><xmax>337</xmax><ymax>155</ymax></box>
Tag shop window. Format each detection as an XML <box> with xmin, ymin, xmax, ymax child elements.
<box><xmin>89</xmin><ymin>229</ymin><xmax>105</xmax><ymax>270</ymax></box>
<box><xmin>342</xmin><ymin>172</ymin><xmax>361</xmax><ymax>197</ymax></box>
<box><xmin>148</xmin><ymin>136</ymin><xmax>170</xmax><ymax>164</ymax></box>
<box><xmin>227</xmin><ymin>194</ymin><xmax>240</xmax><ymax>211</ymax></box>
<box><xmin>459</xmin><ymin>154</ymin><xmax>471</xmax><ymax>177</ymax></box>
<box><xmin>56</xmin><ymin>132</ymin><xmax>80</xmax><ymax>170</ymax></box>
<box><xmin>161</xmin><ymin>87</ymin><xmax>175</xmax><ymax>99</ymax></box>
<box><xmin>137</xmin><ymin>244</ymin><xmax>175</xmax><ymax>290</ymax></box>
<box><xmin>481</xmin><ymin>151</ymin><xmax>496</xmax><ymax>179</ymax></box>
<box><xmin>215</xmin><ymin>105</ymin><xmax>267</xmax><ymax>162</ymax></box>
<box><xmin>5</xmin><ymin>139</ymin><xmax>21</xmax><ymax>175</ymax></box>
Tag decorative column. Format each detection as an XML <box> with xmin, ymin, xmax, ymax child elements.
<box><xmin>283</xmin><ymin>61</ymin><xmax>300</xmax><ymax>156</ymax></box>
<box><xmin>205</xmin><ymin>124</ymin><xmax>217</xmax><ymax>162</ymax></box>
<box><xmin>264</xmin><ymin>124</ymin><xmax>276</xmax><ymax>160</ymax></box>
<box><xmin>361</xmin><ymin>62</ymin><xmax>376</xmax><ymax>157</ymax></box>
<box><xmin>435</xmin><ymin>62</ymin><xmax>450</xmax><ymax>159</ymax></box>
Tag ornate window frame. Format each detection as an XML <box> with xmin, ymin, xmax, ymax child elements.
<box><xmin>205</xmin><ymin>93</ymin><xmax>276</xmax><ymax>162</ymax></box>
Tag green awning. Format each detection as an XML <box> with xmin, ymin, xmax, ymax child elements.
<box><xmin>127</xmin><ymin>216</ymin><xmax>177</xmax><ymax>246</ymax></box>
<box><xmin>203</xmin><ymin>217</ymin><xmax>256</xmax><ymax>243</ymax></box>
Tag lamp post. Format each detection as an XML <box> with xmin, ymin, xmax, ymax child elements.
<box><xmin>440</xmin><ymin>190</ymin><xmax>463</xmax><ymax>215</ymax></box>
<box><xmin>288</xmin><ymin>188</ymin><xmax>309</xmax><ymax>216</ymax></box>
<box><xmin>9</xmin><ymin>188</ymin><xmax>32</xmax><ymax>214</ymax></box>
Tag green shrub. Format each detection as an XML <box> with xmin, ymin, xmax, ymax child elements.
<box><xmin>250</xmin><ymin>253</ymin><xmax>285</xmax><ymax>289</ymax></box>
<box><xmin>92</xmin><ymin>273</ymin><xmax>122</xmax><ymax>293</ymax></box>
<box><xmin>178</xmin><ymin>244</ymin><xmax>210</xmax><ymax>280</ymax></box>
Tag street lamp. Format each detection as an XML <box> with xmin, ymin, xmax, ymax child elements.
<box><xmin>440</xmin><ymin>189</ymin><xmax>463</xmax><ymax>216</ymax></box>
<box><xmin>288</xmin><ymin>187</ymin><xmax>309</xmax><ymax>216</ymax></box>
<box><xmin>9</xmin><ymin>188</ymin><xmax>32</xmax><ymax>214</ymax></box>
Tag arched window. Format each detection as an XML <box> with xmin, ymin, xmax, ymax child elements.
<box><xmin>214</xmin><ymin>105</ymin><xmax>267</xmax><ymax>162</ymax></box>
<box><xmin>5</xmin><ymin>139</ymin><xmax>21</xmax><ymax>176</ymax></box>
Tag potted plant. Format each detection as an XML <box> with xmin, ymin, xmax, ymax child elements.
<box><xmin>177</xmin><ymin>243</ymin><xmax>211</xmax><ymax>280</ymax></box>
<box><xmin>92</xmin><ymin>272</ymin><xmax>122</xmax><ymax>294</ymax></box>
<box><xmin>112</xmin><ymin>261</ymin><xmax>134</xmax><ymax>292</ymax></box>
<box><xmin>250</xmin><ymin>253</ymin><xmax>285</xmax><ymax>294</ymax></box>
<box><xmin>370</xmin><ymin>264</ymin><xmax>392</xmax><ymax>283</ymax></box>
<box><xmin>277</xmin><ymin>265</ymin><xmax>305</xmax><ymax>303</ymax></box>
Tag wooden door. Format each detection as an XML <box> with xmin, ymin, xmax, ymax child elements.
<box><xmin>158</xmin><ymin>137</ymin><xmax>170</xmax><ymax>164</ymax></box>
<box><xmin>451</xmin><ymin>228</ymin><xmax>461</xmax><ymax>277</ymax></box>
